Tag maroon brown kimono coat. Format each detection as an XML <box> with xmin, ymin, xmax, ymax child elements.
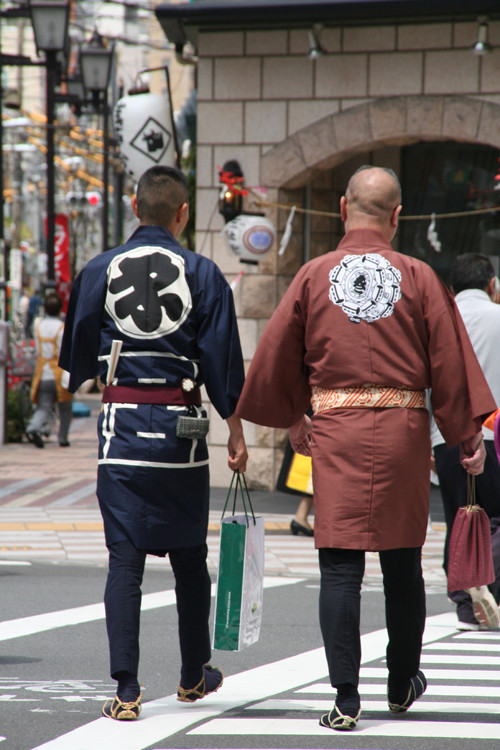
<box><xmin>236</xmin><ymin>229</ymin><xmax>497</xmax><ymax>551</ymax></box>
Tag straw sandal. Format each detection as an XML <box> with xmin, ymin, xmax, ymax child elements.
<box><xmin>319</xmin><ymin>703</ymin><xmax>361</xmax><ymax>731</ymax></box>
<box><xmin>177</xmin><ymin>665</ymin><xmax>223</xmax><ymax>703</ymax></box>
<box><xmin>388</xmin><ymin>670</ymin><xmax>427</xmax><ymax>713</ymax></box>
<box><xmin>102</xmin><ymin>692</ymin><xmax>142</xmax><ymax>720</ymax></box>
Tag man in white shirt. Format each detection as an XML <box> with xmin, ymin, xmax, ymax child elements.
<box><xmin>433</xmin><ymin>254</ymin><xmax>500</xmax><ymax>630</ymax></box>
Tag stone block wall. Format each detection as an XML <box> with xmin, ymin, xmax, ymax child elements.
<box><xmin>195</xmin><ymin>20</ymin><xmax>500</xmax><ymax>489</ymax></box>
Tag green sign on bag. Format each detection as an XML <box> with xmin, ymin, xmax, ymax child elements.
<box><xmin>213</xmin><ymin>519</ymin><xmax>247</xmax><ymax>651</ymax></box>
<box><xmin>213</xmin><ymin>472</ymin><xmax>265</xmax><ymax>652</ymax></box>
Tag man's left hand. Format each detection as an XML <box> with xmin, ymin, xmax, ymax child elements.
<box><xmin>460</xmin><ymin>433</ymin><xmax>486</xmax><ymax>475</ymax></box>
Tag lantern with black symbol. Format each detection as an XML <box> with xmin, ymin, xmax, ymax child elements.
<box><xmin>113</xmin><ymin>87</ymin><xmax>176</xmax><ymax>182</ymax></box>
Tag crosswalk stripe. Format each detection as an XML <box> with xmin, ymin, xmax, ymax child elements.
<box><xmin>251</xmin><ymin>698</ymin><xmax>500</xmax><ymax>714</ymax></box>
<box><xmin>423</xmin><ymin>641</ymin><xmax>500</xmax><ymax>652</ymax></box>
<box><xmin>363</xmin><ymin>665</ymin><xmax>500</xmax><ymax>682</ymax></box>
<box><xmin>298</xmin><ymin>681</ymin><xmax>500</xmax><ymax>697</ymax></box>
<box><xmin>420</xmin><ymin>653</ymin><xmax>500</xmax><ymax>665</ymax></box>
<box><xmin>188</xmin><ymin>717</ymin><xmax>500</xmax><ymax>739</ymax></box>
<box><xmin>0</xmin><ymin>577</ymin><xmax>303</xmax><ymax>642</ymax></box>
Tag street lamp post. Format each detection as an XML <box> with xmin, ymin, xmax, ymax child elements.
<box><xmin>29</xmin><ymin>0</ymin><xmax>70</xmax><ymax>288</ymax></box>
<box><xmin>80</xmin><ymin>32</ymin><xmax>114</xmax><ymax>253</ymax></box>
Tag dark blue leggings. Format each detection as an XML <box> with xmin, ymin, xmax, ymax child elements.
<box><xmin>319</xmin><ymin>546</ymin><xmax>425</xmax><ymax>688</ymax></box>
<box><xmin>104</xmin><ymin>539</ymin><xmax>212</xmax><ymax>679</ymax></box>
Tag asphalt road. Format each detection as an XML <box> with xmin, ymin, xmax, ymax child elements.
<box><xmin>2</xmin><ymin>557</ymin><xmax>500</xmax><ymax>750</ymax></box>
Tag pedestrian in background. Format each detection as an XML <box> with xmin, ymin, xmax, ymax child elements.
<box><xmin>432</xmin><ymin>253</ymin><xmax>500</xmax><ymax>631</ymax></box>
<box><xmin>236</xmin><ymin>166</ymin><xmax>494</xmax><ymax>731</ymax></box>
<box><xmin>25</xmin><ymin>288</ymin><xmax>42</xmax><ymax>339</ymax></box>
<box><xmin>60</xmin><ymin>165</ymin><xmax>248</xmax><ymax>721</ymax></box>
<box><xmin>26</xmin><ymin>291</ymin><xmax>72</xmax><ymax>448</ymax></box>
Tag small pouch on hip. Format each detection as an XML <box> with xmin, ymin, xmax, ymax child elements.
<box><xmin>176</xmin><ymin>408</ymin><xmax>210</xmax><ymax>439</ymax></box>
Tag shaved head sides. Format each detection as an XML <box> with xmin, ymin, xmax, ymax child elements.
<box><xmin>345</xmin><ymin>166</ymin><xmax>401</xmax><ymax>220</ymax></box>
<box><xmin>136</xmin><ymin>166</ymin><xmax>189</xmax><ymax>227</ymax></box>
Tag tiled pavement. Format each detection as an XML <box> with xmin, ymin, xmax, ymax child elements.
<box><xmin>0</xmin><ymin>393</ymin><xmax>448</xmax><ymax>590</ymax></box>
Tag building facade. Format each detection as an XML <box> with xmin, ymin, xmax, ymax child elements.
<box><xmin>156</xmin><ymin>0</ymin><xmax>500</xmax><ymax>489</ymax></box>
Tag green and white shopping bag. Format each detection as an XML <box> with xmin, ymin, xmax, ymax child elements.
<box><xmin>213</xmin><ymin>471</ymin><xmax>265</xmax><ymax>651</ymax></box>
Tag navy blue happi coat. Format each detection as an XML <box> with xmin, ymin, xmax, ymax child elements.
<box><xmin>60</xmin><ymin>225</ymin><xmax>245</xmax><ymax>552</ymax></box>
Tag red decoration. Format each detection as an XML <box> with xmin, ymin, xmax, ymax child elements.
<box><xmin>217</xmin><ymin>166</ymin><xmax>249</xmax><ymax>196</ymax></box>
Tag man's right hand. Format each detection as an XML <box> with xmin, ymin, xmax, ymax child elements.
<box><xmin>226</xmin><ymin>414</ymin><xmax>248</xmax><ymax>472</ymax></box>
<box><xmin>289</xmin><ymin>414</ymin><xmax>312</xmax><ymax>457</ymax></box>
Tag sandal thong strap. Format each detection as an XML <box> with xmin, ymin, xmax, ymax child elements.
<box><xmin>319</xmin><ymin>703</ymin><xmax>360</xmax><ymax>731</ymax></box>
<box><xmin>102</xmin><ymin>692</ymin><xmax>142</xmax><ymax>720</ymax></box>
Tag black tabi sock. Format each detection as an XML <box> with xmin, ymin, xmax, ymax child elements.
<box><xmin>335</xmin><ymin>682</ymin><xmax>360</xmax><ymax>716</ymax></box>
<box><xmin>180</xmin><ymin>666</ymin><xmax>204</xmax><ymax>689</ymax></box>
<box><xmin>115</xmin><ymin>671</ymin><xmax>140</xmax><ymax>702</ymax></box>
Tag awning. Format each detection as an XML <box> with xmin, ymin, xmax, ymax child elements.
<box><xmin>155</xmin><ymin>0</ymin><xmax>500</xmax><ymax>51</ymax></box>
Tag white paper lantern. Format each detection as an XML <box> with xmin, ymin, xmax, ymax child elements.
<box><xmin>113</xmin><ymin>92</ymin><xmax>176</xmax><ymax>181</ymax></box>
<box><xmin>223</xmin><ymin>215</ymin><xmax>276</xmax><ymax>263</ymax></box>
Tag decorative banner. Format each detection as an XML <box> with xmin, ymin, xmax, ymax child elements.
<box><xmin>54</xmin><ymin>213</ymin><xmax>71</xmax><ymax>313</ymax></box>
<box><xmin>113</xmin><ymin>92</ymin><xmax>176</xmax><ymax>181</ymax></box>
<box><xmin>223</xmin><ymin>214</ymin><xmax>276</xmax><ymax>263</ymax></box>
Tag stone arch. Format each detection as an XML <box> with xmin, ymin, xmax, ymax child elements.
<box><xmin>260</xmin><ymin>95</ymin><xmax>500</xmax><ymax>189</ymax></box>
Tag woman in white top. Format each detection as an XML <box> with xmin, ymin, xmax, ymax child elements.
<box><xmin>26</xmin><ymin>292</ymin><xmax>72</xmax><ymax>448</ymax></box>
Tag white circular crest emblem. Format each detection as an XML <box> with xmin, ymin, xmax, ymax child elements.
<box><xmin>329</xmin><ymin>253</ymin><xmax>402</xmax><ymax>324</ymax></box>
<box><xmin>105</xmin><ymin>245</ymin><xmax>192</xmax><ymax>339</ymax></box>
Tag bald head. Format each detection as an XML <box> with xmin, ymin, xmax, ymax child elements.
<box><xmin>341</xmin><ymin>166</ymin><xmax>402</xmax><ymax>240</ymax></box>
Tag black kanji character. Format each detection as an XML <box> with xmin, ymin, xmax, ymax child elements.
<box><xmin>109</xmin><ymin>252</ymin><xmax>185</xmax><ymax>333</ymax></box>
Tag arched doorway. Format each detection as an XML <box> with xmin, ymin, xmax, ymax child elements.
<box><xmin>261</xmin><ymin>95</ymin><xmax>500</xmax><ymax>281</ymax></box>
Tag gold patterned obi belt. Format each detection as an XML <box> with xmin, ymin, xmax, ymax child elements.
<box><xmin>311</xmin><ymin>384</ymin><xmax>426</xmax><ymax>416</ymax></box>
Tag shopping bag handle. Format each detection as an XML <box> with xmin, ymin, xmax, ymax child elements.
<box><xmin>222</xmin><ymin>471</ymin><xmax>257</xmax><ymax>526</ymax></box>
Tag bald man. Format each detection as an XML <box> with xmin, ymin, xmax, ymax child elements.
<box><xmin>236</xmin><ymin>166</ymin><xmax>495</xmax><ymax>731</ymax></box>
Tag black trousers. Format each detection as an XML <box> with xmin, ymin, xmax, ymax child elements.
<box><xmin>434</xmin><ymin>440</ymin><xmax>500</xmax><ymax>603</ymax></box>
<box><xmin>319</xmin><ymin>546</ymin><xmax>426</xmax><ymax>689</ymax></box>
<box><xmin>104</xmin><ymin>539</ymin><xmax>212</xmax><ymax>679</ymax></box>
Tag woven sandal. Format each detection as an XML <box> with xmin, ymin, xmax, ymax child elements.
<box><xmin>102</xmin><ymin>692</ymin><xmax>142</xmax><ymax>720</ymax></box>
<box><xmin>319</xmin><ymin>703</ymin><xmax>361</xmax><ymax>731</ymax></box>
<box><xmin>177</xmin><ymin>665</ymin><xmax>223</xmax><ymax>703</ymax></box>
<box><xmin>388</xmin><ymin>670</ymin><xmax>427</xmax><ymax>713</ymax></box>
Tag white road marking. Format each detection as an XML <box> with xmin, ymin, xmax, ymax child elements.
<box><xmin>190</xmin><ymin>717</ymin><xmax>500</xmax><ymax>739</ymax></box>
<box><xmin>0</xmin><ymin>576</ymin><xmax>303</xmax><ymax>642</ymax></box>
<box><xmin>300</xmin><ymin>676</ymin><xmax>500</xmax><ymax>695</ymax></box>
<box><xmin>28</xmin><ymin>613</ymin><xmax>458</xmax><ymax>750</ymax></box>
<box><xmin>423</xmin><ymin>641</ymin><xmax>500</xmax><ymax>651</ymax></box>
<box><xmin>420</xmin><ymin>653</ymin><xmax>500</xmax><ymax>665</ymax></box>
<box><xmin>251</xmin><ymin>698</ymin><xmax>500</xmax><ymax>714</ymax></box>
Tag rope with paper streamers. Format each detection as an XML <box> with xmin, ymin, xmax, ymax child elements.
<box><xmin>247</xmin><ymin>189</ymin><xmax>500</xmax><ymax>256</ymax></box>
<box><xmin>248</xmin><ymin>188</ymin><xmax>500</xmax><ymax>222</ymax></box>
